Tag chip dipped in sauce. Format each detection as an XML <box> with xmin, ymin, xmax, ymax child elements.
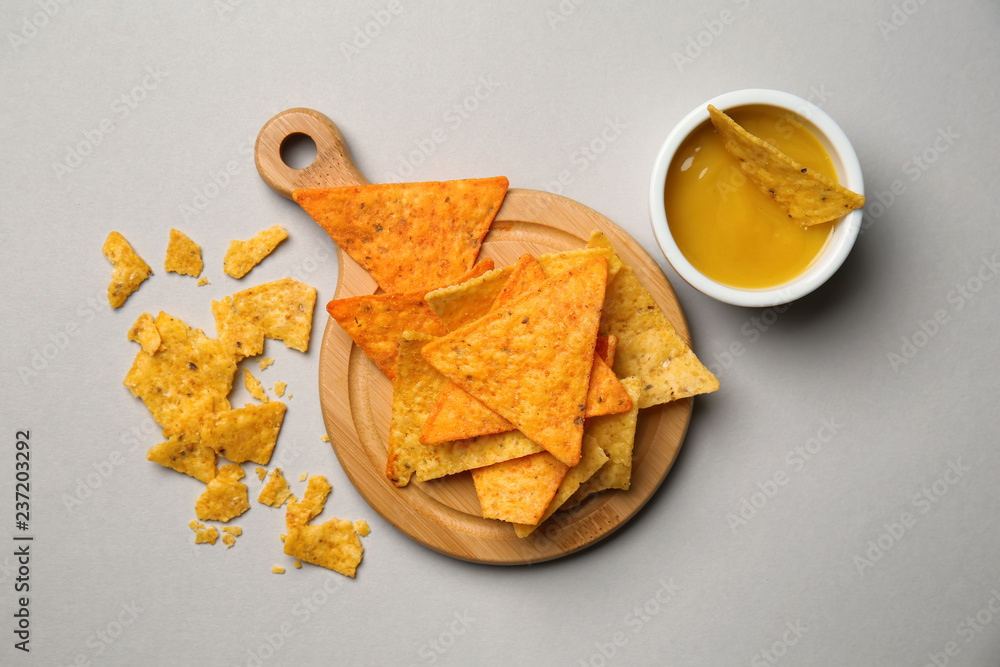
<box><xmin>664</xmin><ymin>105</ymin><xmax>838</xmax><ymax>289</ymax></box>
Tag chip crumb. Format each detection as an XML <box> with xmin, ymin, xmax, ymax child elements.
<box><xmin>103</xmin><ymin>231</ymin><xmax>152</xmax><ymax>308</ymax></box>
<box><xmin>255</xmin><ymin>467</ymin><xmax>267</xmax><ymax>481</ymax></box>
<box><xmin>293</xmin><ymin>560</ymin><xmax>302</xmax><ymax>569</ymax></box>
<box><xmin>164</xmin><ymin>228</ymin><xmax>203</xmax><ymax>277</ymax></box>
<box><xmin>273</xmin><ymin>381</ymin><xmax>286</xmax><ymax>397</ymax></box>
<box><xmin>189</xmin><ymin>521</ymin><xmax>219</xmax><ymax>545</ymax></box>
<box><xmin>298</xmin><ymin>472</ymin><xmax>308</xmax><ymax>482</ymax></box>
<box><xmin>222</xmin><ymin>526</ymin><xmax>242</xmax><ymax>536</ymax></box>
<box><xmin>320</xmin><ymin>434</ymin><xmax>330</xmax><ymax>443</ymax></box>
<box><xmin>272</xmin><ymin>564</ymin><xmax>285</xmax><ymax>574</ymax></box>
<box><xmin>224</xmin><ymin>225</ymin><xmax>288</xmax><ymax>279</ymax></box>
<box><xmin>222</xmin><ymin>533</ymin><xmax>236</xmax><ymax>548</ymax></box>
<box><xmin>197</xmin><ymin>276</ymin><xmax>210</xmax><ymax>286</ymax></box>
<box><xmin>353</xmin><ymin>520</ymin><xmax>370</xmax><ymax>537</ymax></box>
<box><xmin>258</xmin><ymin>357</ymin><xmax>275</xmax><ymax>371</ymax></box>
<box><xmin>258</xmin><ymin>468</ymin><xmax>293</xmax><ymax>508</ymax></box>
<box><xmin>244</xmin><ymin>368</ymin><xmax>269</xmax><ymax>402</ymax></box>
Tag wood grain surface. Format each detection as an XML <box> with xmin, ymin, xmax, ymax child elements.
<box><xmin>255</xmin><ymin>108</ymin><xmax>693</xmax><ymax>564</ymax></box>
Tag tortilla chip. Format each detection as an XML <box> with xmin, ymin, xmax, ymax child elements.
<box><xmin>258</xmin><ymin>468</ymin><xmax>292</xmax><ymax>507</ymax></box>
<box><xmin>417</xmin><ymin>431</ymin><xmax>544</xmax><ymax>482</ymax></box>
<box><xmin>231</xmin><ymin>278</ymin><xmax>316</xmax><ymax>352</ymax></box>
<box><xmin>103</xmin><ymin>231</ymin><xmax>152</xmax><ymax>308</ymax></box>
<box><xmin>123</xmin><ymin>312</ymin><xmax>237</xmax><ymax>438</ymax></box>
<box><xmin>386</xmin><ymin>332</ymin><xmax>447</xmax><ymax>486</ymax></box>
<box><xmin>472</xmin><ymin>452</ymin><xmax>569</xmax><ymax>525</ymax></box>
<box><xmin>164</xmin><ymin>228</ymin><xmax>203</xmax><ymax>277</ymax></box>
<box><xmin>258</xmin><ymin>357</ymin><xmax>274</xmax><ymax>371</ymax></box>
<box><xmin>425</xmin><ymin>245</ymin><xmax>621</xmax><ymax>332</ymax></box>
<box><xmin>146</xmin><ymin>433</ymin><xmax>217</xmax><ymax>484</ymax></box>
<box><xmin>591</xmin><ymin>238</ymin><xmax>718</xmax><ymax>408</ymax></box>
<box><xmin>127</xmin><ymin>312</ymin><xmax>161</xmax><ymax>355</ymax></box>
<box><xmin>326</xmin><ymin>260</ymin><xmax>493</xmax><ymax>380</ymax></box>
<box><xmin>421</xmin><ymin>257</ymin><xmax>608</xmax><ymax>467</ymax></box>
<box><xmin>568</xmin><ymin>377</ymin><xmax>642</xmax><ymax>507</ymax></box>
<box><xmin>202</xmin><ymin>401</ymin><xmax>286</xmax><ymax>465</ymax></box>
<box><xmin>223</xmin><ymin>225</ymin><xmax>288</xmax><ymax>279</ymax></box>
<box><xmin>293</xmin><ymin>177</ymin><xmax>508</xmax><ymax>293</ymax></box>
<box><xmin>274</xmin><ymin>381</ymin><xmax>286</xmax><ymax>397</ymax></box>
<box><xmin>419</xmin><ymin>382</ymin><xmax>513</xmax><ymax>444</ymax></box>
<box><xmin>513</xmin><ymin>434</ymin><xmax>609</xmax><ymax>537</ymax></box>
<box><xmin>707</xmin><ymin>105</ymin><xmax>865</xmax><ymax>226</ymax></box>
<box><xmin>212</xmin><ymin>297</ymin><xmax>265</xmax><ymax>360</ymax></box>
<box><xmin>285</xmin><ymin>475</ymin><xmax>332</xmax><ymax>529</ymax></box>
<box><xmin>283</xmin><ymin>518</ymin><xmax>364</xmax><ymax>578</ymax></box>
<box><xmin>595</xmin><ymin>333</ymin><xmax>617</xmax><ymax>368</ymax></box>
<box><xmin>195</xmin><ymin>464</ymin><xmax>250</xmax><ymax>523</ymax></box>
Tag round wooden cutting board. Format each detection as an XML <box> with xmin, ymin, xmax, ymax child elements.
<box><xmin>255</xmin><ymin>108</ymin><xmax>693</xmax><ymax>564</ymax></box>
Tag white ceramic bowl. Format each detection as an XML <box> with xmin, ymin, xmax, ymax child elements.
<box><xmin>649</xmin><ymin>89</ymin><xmax>865</xmax><ymax>307</ymax></box>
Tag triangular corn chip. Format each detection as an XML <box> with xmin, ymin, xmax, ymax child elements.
<box><xmin>293</xmin><ymin>177</ymin><xmax>508</xmax><ymax>293</ymax></box>
<box><xmin>103</xmin><ymin>231</ymin><xmax>151</xmax><ymax>308</ymax></box>
<box><xmin>589</xmin><ymin>235</ymin><xmax>718</xmax><ymax>408</ymax></box>
<box><xmin>707</xmin><ymin>105</ymin><xmax>864</xmax><ymax>226</ymax></box>
<box><xmin>421</xmin><ymin>257</ymin><xmax>608</xmax><ymax>467</ymax></box>
<box><xmin>472</xmin><ymin>452</ymin><xmax>569</xmax><ymax>526</ymax></box>
<box><xmin>326</xmin><ymin>260</ymin><xmax>493</xmax><ymax>381</ymax></box>
<box><xmin>223</xmin><ymin>225</ymin><xmax>287</xmax><ymax>279</ymax></box>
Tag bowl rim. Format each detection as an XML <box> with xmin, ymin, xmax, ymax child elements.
<box><xmin>649</xmin><ymin>88</ymin><xmax>865</xmax><ymax>308</ymax></box>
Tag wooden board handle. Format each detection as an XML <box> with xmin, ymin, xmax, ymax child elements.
<box><xmin>254</xmin><ymin>107</ymin><xmax>370</xmax><ymax>198</ymax></box>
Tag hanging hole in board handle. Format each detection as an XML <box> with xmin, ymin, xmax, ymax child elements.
<box><xmin>254</xmin><ymin>107</ymin><xmax>370</xmax><ymax>199</ymax></box>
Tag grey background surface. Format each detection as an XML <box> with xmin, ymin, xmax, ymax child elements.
<box><xmin>2</xmin><ymin>1</ymin><xmax>999</xmax><ymax>665</ymax></box>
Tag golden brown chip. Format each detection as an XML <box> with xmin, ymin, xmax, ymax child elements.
<box><xmin>146</xmin><ymin>433</ymin><xmax>217</xmax><ymax>483</ymax></box>
<box><xmin>103</xmin><ymin>231</ymin><xmax>152</xmax><ymax>308</ymax></box>
<box><xmin>195</xmin><ymin>464</ymin><xmax>250</xmax><ymax>523</ymax></box>
<box><xmin>708</xmin><ymin>105</ymin><xmax>865</xmax><ymax>226</ymax></box>
<box><xmin>293</xmin><ymin>177</ymin><xmax>508</xmax><ymax>293</ymax></box>
<box><xmin>274</xmin><ymin>381</ymin><xmax>286</xmax><ymax>397</ymax></box>
<box><xmin>223</xmin><ymin>225</ymin><xmax>288</xmax><ymax>279</ymax></box>
<box><xmin>243</xmin><ymin>368</ymin><xmax>268</xmax><ymax>402</ymax></box>
<box><xmin>123</xmin><ymin>312</ymin><xmax>237</xmax><ymax>438</ymax></box>
<box><xmin>222</xmin><ymin>533</ymin><xmax>236</xmax><ymax>548</ymax></box>
<box><xmin>191</xmin><ymin>522</ymin><xmax>219</xmax><ymax>545</ymax></box>
<box><xmin>164</xmin><ymin>228</ymin><xmax>204</xmax><ymax>277</ymax></box>
<box><xmin>425</xmin><ymin>244</ymin><xmax>621</xmax><ymax>332</ymax></box>
<box><xmin>419</xmin><ymin>382</ymin><xmax>513</xmax><ymax>445</ymax></box>
<box><xmin>569</xmin><ymin>376</ymin><xmax>642</xmax><ymax>506</ymax></box>
<box><xmin>386</xmin><ymin>332</ymin><xmax>448</xmax><ymax>486</ymax></box>
<box><xmin>283</xmin><ymin>518</ymin><xmax>364</xmax><ymax>578</ymax></box>
<box><xmin>472</xmin><ymin>452</ymin><xmax>569</xmax><ymax>526</ymax></box>
<box><xmin>258</xmin><ymin>468</ymin><xmax>292</xmax><ymax>507</ymax></box>
<box><xmin>285</xmin><ymin>475</ymin><xmax>332</xmax><ymax>529</ymax></box>
<box><xmin>326</xmin><ymin>260</ymin><xmax>493</xmax><ymax>380</ymax></box>
<box><xmin>231</xmin><ymin>278</ymin><xmax>317</xmax><ymax>352</ymax></box>
<box><xmin>258</xmin><ymin>357</ymin><xmax>275</xmax><ymax>371</ymax></box>
<box><xmin>417</xmin><ymin>431</ymin><xmax>544</xmax><ymax>482</ymax></box>
<box><xmin>513</xmin><ymin>434</ymin><xmax>609</xmax><ymax>537</ymax></box>
<box><xmin>202</xmin><ymin>401</ymin><xmax>286</xmax><ymax>465</ymax></box>
<box><xmin>591</xmin><ymin>237</ymin><xmax>718</xmax><ymax>408</ymax></box>
<box><xmin>272</xmin><ymin>564</ymin><xmax>285</xmax><ymax>574</ymax></box>
<box><xmin>421</xmin><ymin>257</ymin><xmax>608</xmax><ymax>467</ymax></box>
<box><xmin>127</xmin><ymin>312</ymin><xmax>161</xmax><ymax>355</ymax></box>
<box><xmin>222</xmin><ymin>526</ymin><xmax>242</xmax><ymax>536</ymax></box>
<box><xmin>212</xmin><ymin>297</ymin><xmax>265</xmax><ymax>360</ymax></box>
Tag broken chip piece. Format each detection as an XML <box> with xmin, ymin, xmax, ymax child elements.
<box><xmin>164</xmin><ymin>228</ymin><xmax>204</xmax><ymax>277</ymax></box>
<box><xmin>146</xmin><ymin>433</ymin><xmax>218</xmax><ymax>484</ymax></box>
<box><xmin>231</xmin><ymin>278</ymin><xmax>317</xmax><ymax>353</ymax></box>
<box><xmin>202</xmin><ymin>401</ymin><xmax>286</xmax><ymax>466</ymax></box>
<box><xmin>223</xmin><ymin>225</ymin><xmax>288</xmax><ymax>279</ymax></box>
<box><xmin>258</xmin><ymin>468</ymin><xmax>293</xmax><ymax>507</ymax></box>
<box><xmin>103</xmin><ymin>231</ymin><xmax>152</xmax><ymax>308</ymax></box>
<box><xmin>195</xmin><ymin>464</ymin><xmax>250</xmax><ymax>523</ymax></box>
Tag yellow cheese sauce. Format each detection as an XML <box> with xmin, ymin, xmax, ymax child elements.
<box><xmin>664</xmin><ymin>105</ymin><xmax>837</xmax><ymax>289</ymax></box>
